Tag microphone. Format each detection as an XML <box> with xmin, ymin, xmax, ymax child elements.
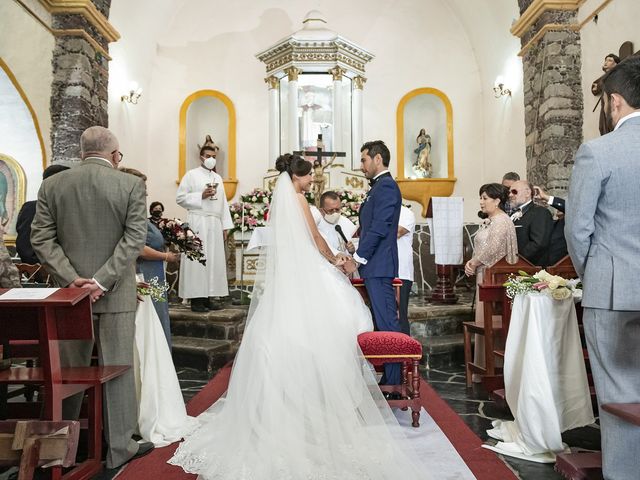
<box><xmin>334</xmin><ymin>224</ymin><xmax>349</xmax><ymax>244</ymax></box>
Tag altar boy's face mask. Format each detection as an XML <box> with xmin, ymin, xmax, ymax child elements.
<box><xmin>201</xmin><ymin>156</ymin><xmax>217</xmax><ymax>170</ymax></box>
<box><xmin>323</xmin><ymin>212</ymin><xmax>340</xmax><ymax>224</ymax></box>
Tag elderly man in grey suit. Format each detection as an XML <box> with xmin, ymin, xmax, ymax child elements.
<box><xmin>31</xmin><ymin>126</ymin><xmax>153</xmax><ymax>472</ymax></box>
<box><xmin>566</xmin><ymin>56</ymin><xmax>640</xmax><ymax>480</ymax></box>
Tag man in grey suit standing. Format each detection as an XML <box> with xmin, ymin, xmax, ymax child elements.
<box><xmin>566</xmin><ymin>56</ymin><xmax>640</xmax><ymax>480</ymax></box>
<box><xmin>31</xmin><ymin>126</ymin><xmax>152</xmax><ymax>472</ymax></box>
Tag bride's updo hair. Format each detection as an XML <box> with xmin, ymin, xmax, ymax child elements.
<box><xmin>275</xmin><ymin>153</ymin><xmax>312</xmax><ymax>178</ymax></box>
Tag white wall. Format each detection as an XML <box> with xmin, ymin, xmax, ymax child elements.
<box><xmin>0</xmin><ymin>0</ymin><xmax>54</xmax><ymax>195</ymax></box>
<box><xmin>580</xmin><ymin>0</ymin><xmax>640</xmax><ymax>142</ymax></box>
<box><xmin>108</xmin><ymin>0</ymin><xmax>526</xmax><ymax>222</ymax></box>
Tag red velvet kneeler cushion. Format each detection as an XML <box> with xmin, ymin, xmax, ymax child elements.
<box><xmin>357</xmin><ymin>331</ymin><xmax>422</xmax><ymax>367</ymax></box>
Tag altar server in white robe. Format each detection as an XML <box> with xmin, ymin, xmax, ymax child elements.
<box><xmin>176</xmin><ymin>145</ymin><xmax>233</xmax><ymax>312</ymax></box>
<box><xmin>317</xmin><ymin>191</ymin><xmax>357</xmax><ymax>255</ymax></box>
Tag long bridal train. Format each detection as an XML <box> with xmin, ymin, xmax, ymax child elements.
<box><xmin>134</xmin><ymin>295</ymin><xmax>198</xmax><ymax>447</ymax></box>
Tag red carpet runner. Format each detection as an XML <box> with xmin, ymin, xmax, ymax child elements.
<box><xmin>118</xmin><ymin>364</ymin><xmax>515</xmax><ymax>480</ymax></box>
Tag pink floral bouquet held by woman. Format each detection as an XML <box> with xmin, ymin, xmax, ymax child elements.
<box><xmin>156</xmin><ymin>218</ymin><xmax>206</xmax><ymax>266</ymax></box>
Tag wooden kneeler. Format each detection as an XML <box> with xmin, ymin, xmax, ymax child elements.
<box><xmin>0</xmin><ymin>420</ymin><xmax>80</xmax><ymax>480</ymax></box>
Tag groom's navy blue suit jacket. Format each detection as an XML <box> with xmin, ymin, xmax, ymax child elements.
<box><xmin>356</xmin><ymin>172</ymin><xmax>401</xmax><ymax>279</ymax></box>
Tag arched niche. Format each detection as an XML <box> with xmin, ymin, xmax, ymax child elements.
<box><xmin>0</xmin><ymin>57</ymin><xmax>46</xmax><ymax>244</ymax></box>
<box><xmin>178</xmin><ymin>90</ymin><xmax>237</xmax><ymax>200</ymax></box>
<box><xmin>0</xmin><ymin>153</ymin><xmax>27</xmax><ymax>244</ymax></box>
<box><xmin>396</xmin><ymin>87</ymin><xmax>456</xmax><ymax>217</ymax></box>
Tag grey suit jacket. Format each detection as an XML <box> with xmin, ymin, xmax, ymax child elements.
<box><xmin>31</xmin><ymin>158</ymin><xmax>147</xmax><ymax>313</ymax></box>
<box><xmin>566</xmin><ymin>115</ymin><xmax>640</xmax><ymax>310</ymax></box>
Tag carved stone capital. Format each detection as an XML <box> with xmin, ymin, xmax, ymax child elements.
<box><xmin>264</xmin><ymin>76</ymin><xmax>279</xmax><ymax>89</ymax></box>
<box><xmin>353</xmin><ymin>76</ymin><xmax>367</xmax><ymax>90</ymax></box>
<box><xmin>284</xmin><ymin>66</ymin><xmax>302</xmax><ymax>81</ymax></box>
<box><xmin>329</xmin><ymin>66</ymin><xmax>346</xmax><ymax>81</ymax></box>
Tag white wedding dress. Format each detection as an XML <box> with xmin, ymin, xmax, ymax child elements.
<box><xmin>169</xmin><ymin>173</ymin><xmax>430</xmax><ymax>479</ymax></box>
<box><xmin>134</xmin><ymin>295</ymin><xmax>199</xmax><ymax>446</ymax></box>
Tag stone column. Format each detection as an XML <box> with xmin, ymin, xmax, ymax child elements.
<box><xmin>265</xmin><ymin>76</ymin><xmax>280</xmax><ymax>163</ymax></box>
<box><xmin>329</xmin><ymin>67</ymin><xmax>346</xmax><ymax>152</ymax></box>
<box><xmin>50</xmin><ymin>0</ymin><xmax>115</xmax><ymax>164</ymax></box>
<box><xmin>352</xmin><ymin>76</ymin><xmax>366</xmax><ymax>165</ymax></box>
<box><xmin>285</xmin><ymin>67</ymin><xmax>301</xmax><ymax>153</ymax></box>
<box><xmin>516</xmin><ymin>1</ymin><xmax>583</xmax><ymax>197</ymax></box>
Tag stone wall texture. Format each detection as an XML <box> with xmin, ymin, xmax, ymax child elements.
<box><xmin>520</xmin><ymin>4</ymin><xmax>584</xmax><ymax>198</ymax></box>
<box><xmin>50</xmin><ymin>2</ymin><xmax>111</xmax><ymax>163</ymax></box>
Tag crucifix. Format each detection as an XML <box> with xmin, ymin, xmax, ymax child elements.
<box><xmin>294</xmin><ymin>134</ymin><xmax>346</xmax><ymax>206</ymax></box>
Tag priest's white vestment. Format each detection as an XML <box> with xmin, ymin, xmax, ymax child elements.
<box><xmin>176</xmin><ymin>167</ymin><xmax>233</xmax><ymax>298</ymax></box>
<box><xmin>317</xmin><ymin>215</ymin><xmax>357</xmax><ymax>254</ymax></box>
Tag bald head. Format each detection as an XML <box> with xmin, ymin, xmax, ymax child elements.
<box><xmin>508</xmin><ymin>180</ymin><xmax>532</xmax><ymax>208</ymax></box>
<box><xmin>80</xmin><ymin>126</ymin><xmax>119</xmax><ymax>166</ymax></box>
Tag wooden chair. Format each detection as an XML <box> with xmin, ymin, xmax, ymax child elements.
<box><xmin>0</xmin><ymin>288</ymin><xmax>130</xmax><ymax>480</ymax></box>
<box><xmin>0</xmin><ymin>420</ymin><xmax>80</xmax><ymax>480</ymax></box>
<box><xmin>462</xmin><ymin>256</ymin><xmax>538</xmax><ymax>388</ymax></box>
<box><xmin>349</xmin><ymin>279</ymin><xmax>423</xmax><ymax>426</ymax></box>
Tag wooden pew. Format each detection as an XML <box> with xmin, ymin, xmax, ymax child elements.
<box><xmin>463</xmin><ymin>256</ymin><xmax>538</xmax><ymax>388</ymax></box>
<box><xmin>0</xmin><ymin>288</ymin><xmax>129</xmax><ymax>480</ymax></box>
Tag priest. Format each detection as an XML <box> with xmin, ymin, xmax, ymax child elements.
<box><xmin>317</xmin><ymin>190</ymin><xmax>357</xmax><ymax>254</ymax></box>
<box><xmin>176</xmin><ymin>144</ymin><xmax>233</xmax><ymax>312</ymax></box>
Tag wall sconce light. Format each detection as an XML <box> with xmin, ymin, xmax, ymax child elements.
<box><xmin>121</xmin><ymin>87</ymin><xmax>142</xmax><ymax>104</ymax></box>
<box><xmin>493</xmin><ymin>83</ymin><xmax>512</xmax><ymax>98</ymax></box>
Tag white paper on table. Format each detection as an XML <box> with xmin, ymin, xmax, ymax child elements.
<box><xmin>0</xmin><ymin>288</ymin><xmax>59</xmax><ymax>301</ymax></box>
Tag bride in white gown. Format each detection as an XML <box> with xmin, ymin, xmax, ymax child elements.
<box><xmin>169</xmin><ymin>154</ymin><xmax>430</xmax><ymax>479</ymax></box>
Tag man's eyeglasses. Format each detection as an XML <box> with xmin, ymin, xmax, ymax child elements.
<box><xmin>509</xmin><ymin>189</ymin><xmax>518</xmax><ymax>195</ymax></box>
<box><xmin>111</xmin><ymin>150</ymin><xmax>124</xmax><ymax>162</ymax></box>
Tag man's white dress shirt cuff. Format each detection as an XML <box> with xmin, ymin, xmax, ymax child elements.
<box><xmin>353</xmin><ymin>253</ymin><xmax>368</xmax><ymax>265</ymax></box>
<box><xmin>93</xmin><ymin>278</ymin><xmax>108</xmax><ymax>292</ymax></box>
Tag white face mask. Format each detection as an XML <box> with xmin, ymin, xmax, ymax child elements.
<box><xmin>202</xmin><ymin>157</ymin><xmax>216</xmax><ymax>170</ymax></box>
<box><xmin>323</xmin><ymin>212</ymin><xmax>340</xmax><ymax>224</ymax></box>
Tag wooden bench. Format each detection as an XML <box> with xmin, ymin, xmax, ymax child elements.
<box><xmin>0</xmin><ymin>288</ymin><xmax>130</xmax><ymax>480</ymax></box>
<box><xmin>0</xmin><ymin>420</ymin><xmax>80</xmax><ymax>480</ymax></box>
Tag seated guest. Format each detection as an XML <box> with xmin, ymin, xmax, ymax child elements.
<box><xmin>121</xmin><ymin>168</ymin><xmax>179</xmax><ymax>347</ymax></box>
<box><xmin>465</xmin><ymin>183</ymin><xmax>518</xmax><ymax>381</ymax></box>
<box><xmin>534</xmin><ymin>185</ymin><xmax>568</xmax><ymax>266</ymax></box>
<box><xmin>1</xmin><ymin>237</ymin><xmax>20</xmax><ymax>288</ymax></box>
<box><xmin>501</xmin><ymin>171</ymin><xmax>520</xmax><ymax>216</ymax></box>
<box><xmin>508</xmin><ymin>180</ymin><xmax>553</xmax><ymax>266</ymax></box>
<box><xmin>16</xmin><ymin>164</ymin><xmax>69</xmax><ymax>264</ymax></box>
<box><xmin>397</xmin><ymin>205</ymin><xmax>416</xmax><ymax>335</ymax></box>
<box><xmin>317</xmin><ymin>191</ymin><xmax>357</xmax><ymax>254</ymax></box>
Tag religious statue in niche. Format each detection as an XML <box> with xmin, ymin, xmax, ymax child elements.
<box><xmin>412</xmin><ymin>128</ymin><xmax>433</xmax><ymax>178</ymax></box>
<box><xmin>197</xmin><ymin>134</ymin><xmax>220</xmax><ymax>172</ymax></box>
<box><xmin>0</xmin><ymin>170</ymin><xmax>9</xmax><ymax>228</ymax></box>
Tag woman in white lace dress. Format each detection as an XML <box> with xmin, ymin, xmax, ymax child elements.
<box><xmin>169</xmin><ymin>154</ymin><xmax>430</xmax><ymax>479</ymax></box>
<box><xmin>465</xmin><ymin>183</ymin><xmax>518</xmax><ymax>382</ymax></box>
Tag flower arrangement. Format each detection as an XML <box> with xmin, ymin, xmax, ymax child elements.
<box><xmin>136</xmin><ymin>276</ymin><xmax>169</xmax><ymax>302</ymax></box>
<box><xmin>504</xmin><ymin>270</ymin><xmax>582</xmax><ymax>300</ymax></box>
<box><xmin>156</xmin><ymin>218</ymin><xmax>206</xmax><ymax>266</ymax></box>
<box><xmin>229</xmin><ymin>187</ymin><xmax>367</xmax><ymax>234</ymax></box>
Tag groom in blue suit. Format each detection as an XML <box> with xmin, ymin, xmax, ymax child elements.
<box><xmin>350</xmin><ymin>140</ymin><xmax>402</xmax><ymax>386</ymax></box>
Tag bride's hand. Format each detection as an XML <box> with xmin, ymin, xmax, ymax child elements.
<box><xmin>334</xmin><ymin>256</ymin><xmax>347</xmax><ymax>267</ymax></box>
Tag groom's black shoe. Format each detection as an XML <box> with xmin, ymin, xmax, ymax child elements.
<box><xmin>383</xmin><ymin>391</ymin><xmax>402</xmax><ymax>400</ymax></box>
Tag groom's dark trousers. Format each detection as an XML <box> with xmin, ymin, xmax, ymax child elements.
<box><xmin>357</xmin><ymin>171</ymin><xmax>402</xmax><ymax>385</ymax></box>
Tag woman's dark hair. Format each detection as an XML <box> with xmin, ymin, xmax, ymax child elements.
<box><xmin>477</xmin><ymin>183</ymin><xmax>509</xmax><ymax>219</ymax></box>
<box><xmin>275</xmin><ymin>153</ymin><xmax>312</xmax><ymax>178</ymax></box>
<box><xmin>149</xmin><ymin>201</ymin><xmax>164</xmax><ymax>215</ymax></box>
